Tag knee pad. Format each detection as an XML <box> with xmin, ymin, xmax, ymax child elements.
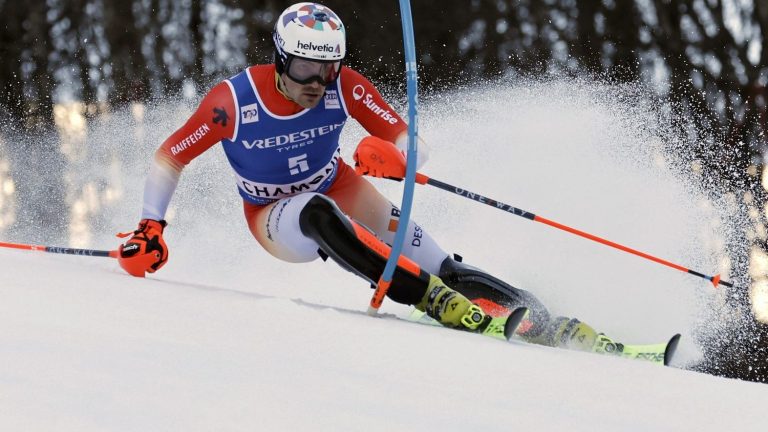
<box><xmin>299</xmin><ymin>194</ymin><xmax>430</xmax><ymax>305</ymax></box>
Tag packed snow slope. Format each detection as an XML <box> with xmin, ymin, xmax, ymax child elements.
<box><xmin>2</xmin><ymin>250</ymin><xmax>767</xmax><ymax>431</ymax></box>
<box><xmin>2</xmin><ymin>78</ymin><xmax>765</xmax><ymax>430</ymax></box>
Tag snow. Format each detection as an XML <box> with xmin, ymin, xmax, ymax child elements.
<box><xmin>2</xmin><ymin>250</ymin><xmax>766</xmax><ymax>431</ymax></box>
<box><xmin>2</xmin><ymin>79</ymin><xmax>767</xmax><ymax>430</ymax></box>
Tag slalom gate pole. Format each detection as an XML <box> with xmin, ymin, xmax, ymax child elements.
<box><xmin>407</xmin><ymin>173</ymin><xmax>734</xmax><ymax>289</ymax></box>
<box><xmin>0</xmin><ymin>241</ymin><xmax>118</xmax><ymax>258</ymax></box>
<box><xmin>368</xmin><ymin>0</ymin><xmax>420</xmax><ymax>315</ymax></box>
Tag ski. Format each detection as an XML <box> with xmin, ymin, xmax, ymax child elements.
<box><xmin>598</xmin><ymin>333</ymin><xmax>681</xmax><ymax>366</ymax></box>
<box><xmin>407</xmin><ymin>307</ymin><xmax>680</xmax><ymax>365</ymax></box>
<box><xmin>406</xmin><ymin>306</ymin><xmax>529</xmax><ymax>342</ymax></box>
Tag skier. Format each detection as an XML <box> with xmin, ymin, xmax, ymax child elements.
<box><xmin>117</xmin><ymin>2</ymin><xmax>618</xmax><ymax>354</ymax></box>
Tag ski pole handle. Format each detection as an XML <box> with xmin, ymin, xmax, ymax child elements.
<box><xmin>410</xmin><ymin>174</ymin><xmax>734</xmax><ymax>289</ymax></box>
<box><xmin>0</xmin><ymin>241</ymin><xmax>118</xmax><ymax>258</ymax></box>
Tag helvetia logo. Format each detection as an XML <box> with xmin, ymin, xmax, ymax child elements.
<box><xmin>296</xmin><ymin>40</ymin><xmax>335</xmax><ymax>52</ymax></box>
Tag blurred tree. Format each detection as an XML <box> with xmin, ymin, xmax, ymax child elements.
<box><xmin>190</xmin><ymin>0</ymin><xmax>206</xmax><ymax>88</ymax></box>
<box><xmin>0</xmin><ymin>1</ymin><xmax>67</xmax><ymax>243</ymax></box>
<box><xmin>634</xmin><ymin>0</ymin><xmax>768</xmax><ymax>382</ymax></box>
<box><xmin>0</xmin><ymin>2</ymin><xmax>27</xmax><ymax>124</ymax></box>
<box><xmin>103</xmin><ymin>0</ymin><xmax>150</xmax><ymax>105</ymax></box>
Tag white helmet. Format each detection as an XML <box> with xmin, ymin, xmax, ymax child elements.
<box><xmin>273</xmin><ymin>2</ymin><xmax>346</xmax><ymax>68</ymax></box>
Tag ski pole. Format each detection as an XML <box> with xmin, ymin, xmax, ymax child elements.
<box><xmin>409</xmin><ymin>173</ymin><xmax>734</xmax><ymax>289</ymax></box>
<box><xmin>368</xmin><ymin>0</ymin><xmax>420</xmax><ymax>315</ymax></box>
<box><xmin>0</xmin><ymin>241</ymin><xmax>118</xmax><ymax>258</ymax></box>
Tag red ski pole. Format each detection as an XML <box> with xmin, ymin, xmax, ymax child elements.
<box><xmin>409</xmin><ymin>173</ymin><xmax>734</xmax><ymax>289</ymax></box>
<box><xmin>0</xmin><ymin>241</ymin><xmax>118</xmax><ymax>258</ymax></box>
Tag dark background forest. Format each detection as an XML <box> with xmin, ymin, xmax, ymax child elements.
<box><xmin>1</xmin><ymin>0</ymin><xmax>767</xmax><ymax>382</ymax></box>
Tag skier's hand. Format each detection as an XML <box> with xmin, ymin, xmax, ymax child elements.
<box><xmin>116</xmin><ymin>219</ymin><xmax>168</xmax><ymax>277</ymax></box>
<box><xmin>353</xmin><ymin>136</ymin><xmax>406</xmax><ymax>181</ymax></box>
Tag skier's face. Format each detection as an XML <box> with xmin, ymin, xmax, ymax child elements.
<box><xmin>281</xmin><ymin>73</ymin><xmax>326</xmax><ymax>109</ymax></box>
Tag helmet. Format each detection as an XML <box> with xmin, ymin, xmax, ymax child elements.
<box><xmin>273</xmin><ymin>2</ymin><xmax>346</xmax><ymax>78</ymax></box>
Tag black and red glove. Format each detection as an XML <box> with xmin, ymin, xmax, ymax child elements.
<box><xmin>117</xmin><ymin>219</ymin><xmax>168</xmax><ymax>277</ymax></box>
<box><xmin>353</xmin><ymin>136</ymin><xmax>406</xmax><ymax>180</ymax></box>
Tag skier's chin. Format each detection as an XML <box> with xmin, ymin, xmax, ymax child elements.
<box><xmin>297</xmin><ymin>92</ymin><xmax>323</xmax><ymax>108</ymax></box>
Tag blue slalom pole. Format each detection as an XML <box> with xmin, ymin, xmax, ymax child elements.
<box><xmin>368</xmin><ymin>0</ymin><xmax>419</xmax><ymax>314</ymax></box>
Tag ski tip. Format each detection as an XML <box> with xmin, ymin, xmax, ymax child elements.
<box><xmin>663</xmin><ymin>333</ymin><xmax>682</xmax><ymax>366</ymax></box>
<box><xmin>503</xmin><ymin>307</ymin><xmax>529</xmax><ymax>340</ymax></box>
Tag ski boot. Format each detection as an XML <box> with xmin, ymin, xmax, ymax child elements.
<box><xmin>522</xmin><ymin>315</ymin><xmax>678</xmax><ymax>364</ymax></box>
<box><xmin>591</xmin><ymin>333</ymin><xmax>625</xmax><ymax>355</ymax></box>
<box><xmin>522</xmin><ymin>316</ymin><xmax>621</xmax><ymax>354</ymax></box>
<box><xmin>416</xmin><ymin>275</ymin><xmax>492</xmax><ymax>332</ymax></box>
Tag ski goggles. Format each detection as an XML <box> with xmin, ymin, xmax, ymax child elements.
<box><xmin>284</xmin><ymin>56</ymin><xmax>341</xmax><ymax>86</ymax></box>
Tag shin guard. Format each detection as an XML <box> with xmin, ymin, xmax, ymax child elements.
<box><xmin>299</xmin><ymin>194</ymin><xmax>431</xmax><ymax>306</ymax></box>
<box><xmin>438</xmin><ymin>255</ymin><xmax>552</xmax><ymax>338</ymax></box>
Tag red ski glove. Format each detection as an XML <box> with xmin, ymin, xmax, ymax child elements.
<box><xmin>117</xmin><ymin>219</ymin><xmax>168</xmax><ymax>277</ymax></box>
<box><xmin>353</xmin><ymin>136</ymin><xmax>406</xmax><ymax>181</ymax></box>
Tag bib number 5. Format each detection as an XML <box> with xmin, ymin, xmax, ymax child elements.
<box><xmin>288</xmin><ymin>154</ymin><xmax>309</xmax><ymax>175</ymax></box>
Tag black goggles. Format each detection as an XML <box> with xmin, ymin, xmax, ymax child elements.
<box><xmin>284</xmin><ymin>56</ymin><xmax>341</xmax><ymax>86</ymax></box>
